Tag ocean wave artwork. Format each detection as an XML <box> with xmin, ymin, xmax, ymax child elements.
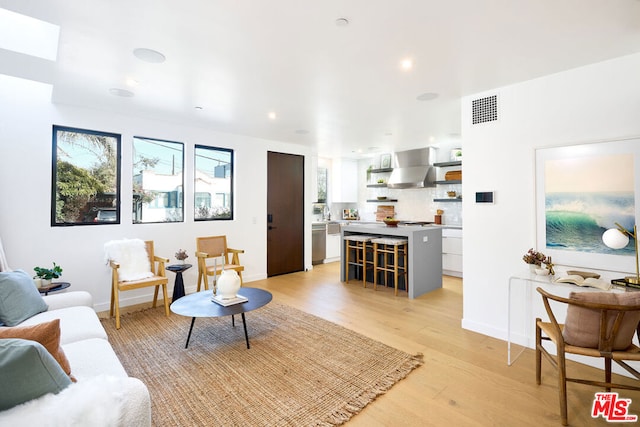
<box><xmin>545</xmin><ymin>192</ymin><xmax>635</xmax><ymax>255</ymax></box>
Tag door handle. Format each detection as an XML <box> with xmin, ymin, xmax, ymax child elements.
<box><xmin>268</xmin><ymin>226</ymin><xmax>277</xmax><ymax>230</ymax></box>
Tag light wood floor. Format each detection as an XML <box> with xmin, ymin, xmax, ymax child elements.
<box><xmin>108</xmin><ymin>262</ymin><xmax>640</xmax><ymax>426</ymax></box>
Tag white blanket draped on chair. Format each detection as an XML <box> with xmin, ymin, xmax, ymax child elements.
<box><xmin>0</xmin><ymin>237</ymin><xmax>10</xmax><ymax>272</ymax></box>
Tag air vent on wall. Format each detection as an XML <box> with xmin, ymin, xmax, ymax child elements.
<box><xmin>472</xmin><ymin>94</ymin><xmax>497</xmax><ymax>125</ymax></box>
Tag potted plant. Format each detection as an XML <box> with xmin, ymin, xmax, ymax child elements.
<box><xmin>33</xmin><ymin>262</ymin><xmax>63</xmax><ymax>287</ymax></box>
<box><xmin>522</xmin><ymin>249</ymin><xmax>546</xmax><ymax>272</ymax></box>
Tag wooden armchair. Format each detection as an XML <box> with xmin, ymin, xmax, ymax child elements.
<box><xmin>107</xmin><ymin>240</ymin><xmax>170</xmax><ymax>329</ymax></box>
<box><xmin>196</xmin><ymin>236</ymin><xmax>244</xmax><ymax>292</ymax></box>
<box><xmin>535</xmin><ymin>287</ymin><xmax>640</xmax><ymax>425</ymax></box>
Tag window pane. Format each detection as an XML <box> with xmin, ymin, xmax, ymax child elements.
<box><xmin>52</xmin><ymin>125</ymin><xmax>121</xmax><ymax>226</ymax></box>
<box><xmin>133</xmin><ymin>136</ymin><xmax>184</xmax><ymax>223</ymax></box>
<box><xmin>194</xmin><ymin>145</ymin><xmax>233</xmax><ymax>220</ymax></box>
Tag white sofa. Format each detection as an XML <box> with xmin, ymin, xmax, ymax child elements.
<box><xmin>0</xmin><ymin>291</ymin><xmax>151</xmax><ymax>426</ymax></box>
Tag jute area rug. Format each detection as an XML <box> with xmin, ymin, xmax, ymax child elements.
<box><xmin>102</xmin><ymin>301</ymin><xmax>423</xmax><ymax>426</ymax></box>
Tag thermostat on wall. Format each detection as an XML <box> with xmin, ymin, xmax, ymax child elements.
<box><xmin>475</xmin><ymin>191</ymin><xmax>494</xmax><ymax>204</ymax></box>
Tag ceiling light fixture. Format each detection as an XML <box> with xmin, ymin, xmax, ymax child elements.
<box><xmin>268</xmin><ymin>112</ymin><xmax>277</xmax><ymax>120</ymax></box>
<box><xmin>125</xmin><ymin>78</ymin><xmax>139</xmax><ymax>87</ymax></box>
<box><xmin>416</xmin><ymin>92</ymin><xmax>439</xmax><ymax>101</ymax></box>
<box><xmin>194</xmin><ymin>106</ymin><xmax>203</xmax><ymax>110</ymax></box>
<box><xmin>108</xmin><ymin>88</ymin><xmax>134</xmax><ymax>97</ymax></box>
<box><xmin>133</xmin><ymin>48</ymin><xmax>166</xmax><ymax>63</ymax></box>
<box><xmin>335</xmin><ymin>18</ymin><xmax>349</xmax><ymax>27</ymax></box>
<box><xmin>401</xmin><ymin>58</ymin><xmax>413</xmax><ymax>70</ymax></box>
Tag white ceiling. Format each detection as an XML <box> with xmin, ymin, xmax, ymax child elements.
<box><xmin>2</xmin><ymin>0</ymin><xmax>640</xmax><ymax>159</ymax></box>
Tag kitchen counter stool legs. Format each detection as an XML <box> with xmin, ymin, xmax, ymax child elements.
<box><xmin>372</xmin><ymin>238</ymin><xmax>408</xmax><ymax>296</ymax></box>
<box><xmin>344</xmin><ymin>235</ymin><xmax>375</xmax><ymax>287</ymax></box>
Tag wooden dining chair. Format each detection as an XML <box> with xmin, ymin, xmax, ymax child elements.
<box><xmin>196</xmin><ymin>236</ymin><xmax>244</xmax><ymax>292</ymax></box>
<box><xmin>535</xmin><ymin>287</ymin><xmax>640</xmax><ymax>425</ymax></box>
<box><xmin>107</xmin><ymin>239</ymin><xmax>170</xmax><ymax>329</ymax></box>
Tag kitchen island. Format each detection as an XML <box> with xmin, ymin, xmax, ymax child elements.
<box><xmin>340</xmin><ymin>223</ymin><xmax>442</xmax><ymax>298</ymax></box>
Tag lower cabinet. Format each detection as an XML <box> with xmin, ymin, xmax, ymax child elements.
<box><xmin>442</xmin><ymin>228</ymin><xmax>462</xmax><ymax>277</ymax></box>
<box><xmin>326</xmin><ymin>233</ymin><xmax>341</xmax><ymax>261</ymax></box>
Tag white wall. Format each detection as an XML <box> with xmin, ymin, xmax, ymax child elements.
<box><xmin>0</xmin><ymin>75</ymin><xmax>313</xmax><ymax>312</ymax></box>
<box><xmin>461</xmin><ymin>53</ymin><xmax>640</xmax><ymax>352</ymax></box>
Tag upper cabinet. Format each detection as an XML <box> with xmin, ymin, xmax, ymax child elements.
<box><xmin>331</xmin><ymin>158</ymin><xmax>358</xmax><ymax>203</ymax></box>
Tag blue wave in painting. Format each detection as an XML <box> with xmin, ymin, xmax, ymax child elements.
<box><xmin>545</xmin><ymin>192</ymin><xmax>635</xmax><ymax>255</ymax></box>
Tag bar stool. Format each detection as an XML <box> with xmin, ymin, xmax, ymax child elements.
<box><xmin>344</xmin><ymin>235</ymin><xmax>376</xmax><ymax>286</ymax></box>
<box><xmin>372</xmin><ymin>237</ymin><xmax>408</xmax><ymax>296</ymax></box>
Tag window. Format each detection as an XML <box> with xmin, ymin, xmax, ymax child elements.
<box><xmin>52</xmin><ymin>125</ymin><xmax>121</xmax><ymax>226</ymax></box>
<box><xmin>132</xmin><ymin>136</ymin><xmax>184</xmax><ymax>223</ymax></box>
<box><xmin>194</xmin><ymin>145</ymin><xmax>233</xmax><ymax>220</ymax></box>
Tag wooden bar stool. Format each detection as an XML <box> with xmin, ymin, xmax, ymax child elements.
<box><xmin>344</xmin><ymin>235</ymin><xmax>376</xmax><ymax>286</ymax></box>
<box><xmin>372</xmin><ymin>237</ymin><xmax>408</xmax><ymax>296</ymax></box>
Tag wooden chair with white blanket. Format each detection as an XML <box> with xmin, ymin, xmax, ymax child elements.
<box><xmin>105</xmin><ymin>239</ymin><xmax>170</xmax><ymax>329</ymax></box>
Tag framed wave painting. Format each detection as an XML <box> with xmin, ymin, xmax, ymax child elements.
<box><xmin>535</xmin><ymin>138</ymin><xmax>639</xmax><ymax>273</ymax></box>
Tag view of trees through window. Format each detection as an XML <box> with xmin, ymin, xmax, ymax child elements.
<box><xmin>52</xmin><ymin>125</ymin><xmax>121</xmax><ymax>225</ymax></box>
<box><xmin>133</xmin><ymin>136</ymin><xmax>184</xmax><ymax>223</ymax></box>
<box><xmin>194</xmin><ymin>145</ymin><xmax>233</xmax><ymax>220</ymax></box>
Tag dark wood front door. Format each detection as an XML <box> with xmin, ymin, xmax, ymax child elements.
<box><xmin>267</xmin><ymin>151</ymin><xmax>304</xmax><ymax>276</ymax></box>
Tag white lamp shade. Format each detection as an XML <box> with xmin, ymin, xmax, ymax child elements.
<box><xmin>602</xmin><ymin>228</ymin><xmax>629</xmax><ymax>249</ymax></box>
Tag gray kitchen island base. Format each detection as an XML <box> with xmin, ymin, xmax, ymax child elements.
<box><xmin>340</xmin><ymin>224</ymin><xmax>442</xmax><ymax>299</ymax></box>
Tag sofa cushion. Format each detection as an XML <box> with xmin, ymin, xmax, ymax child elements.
<box><xmin>62</xmin><ymin>338</ymin><xmax>128</xmax><ymax>380</ymax></box>
<box><xmin>20</xmin><ymin>306</ymin><xmax>107</xmax><ymax>345</ymax></box>
<box><xmin>0</xmin><ymin>338</ymin><xmax>71</xmax><ymax>411</ymax></box>
<box><xmin>0</xmin><ymin>319</ymin><xmax>72</xmax><ymax>378</ymax></box>
<box><xmin>563</xmin><ymin>291</ymin><xmax>640</xmax><ymax>350</ymax></box>
<box><xmin>0</xmin><ymin>270</ymin><xmax>48</xmax><ymax>326</ymax></box>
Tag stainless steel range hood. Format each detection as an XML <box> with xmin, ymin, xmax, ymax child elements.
<box><xmin>387</xmin><ymin>148</ymin><xmax>435</xmax><ymax>188</ymax></box>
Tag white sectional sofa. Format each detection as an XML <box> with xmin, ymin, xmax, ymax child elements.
<box><xmin>0</xmin><ymin>288</ymin><xmax>151</xmax><ymax>426</ymax></box>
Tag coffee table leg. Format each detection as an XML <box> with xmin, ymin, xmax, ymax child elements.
<box><xmin>241</xmin><ymin>312</ymin><xmax>250</xmax><ymax>349</ymax></box>
<box><xmin>232</xmin><ymin>314</ymin><xmax>235</xmax><ymax>327</ymax></box>
<box><xmin>185</xmin><ymin>317</ymin><xmax>196</xmax><ymax>349</ymax></box>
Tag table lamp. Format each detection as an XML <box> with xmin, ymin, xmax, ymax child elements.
<box><xmin>602</xmin><ymin>222</ymin><xmax>639</xmax><ymax>285</ymax></box>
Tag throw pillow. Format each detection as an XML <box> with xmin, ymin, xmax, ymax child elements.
<box><xmin>0</xmin><ymin>319</ymin><xmax>73</xmax><ymax>379</ymax></box>
<box><xmin>0</xmin><ymin>270</ymin><xmax>48</xmax><ymax>326</ymax></box>
<box><xmin>562</xmin><ymin>291</ymin><xmax>640</xmax><ymax>350</ymax></box>
<box><xmin>104</xmin><ymin>239</ymin><xmax>153</xmax><ymax>281</ymax></box>
<box><xmin>0</xmin><ymin>338</ymin><xmax>71</xmax><ymax>411</ymax></box>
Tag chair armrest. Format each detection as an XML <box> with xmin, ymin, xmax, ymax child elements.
<box><xmin>153</xmin><ymin>255</ymin><xmax>170</xmax><ymax>263</ymax></box>
<box><xmin>227</xmin><ymin>248</ymin><xmax>244</xmax><ymax>254</ymax></box>
<box><xmin>195</xmin><ymin>251</ymin><xmax>209</xmax><ymax>258</ymax></box>
<box><xmin>42</xmin><ymin>291</ymin><xmax>93</xmax><ymax>310</ymax></box>
<box><xmin>109</xmin><ymin>260</ymin><xmax>120</xmax><ymax>269</ymax></box>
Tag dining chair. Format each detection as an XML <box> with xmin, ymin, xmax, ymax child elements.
<box><xmin>196</xmin><ymin>236</ymin><xmax>244</xmax><ymax>292</ymax></box>
<box><xmin>535</xmin><ymin>287</ymin><xmax>640</xmax><ymax>425</ymax></box>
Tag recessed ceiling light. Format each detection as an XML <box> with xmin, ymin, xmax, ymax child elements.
<box><xmin>384</xmin><ymin>132</ymin><xmax>393</xmax><ymax>136</ymax></box>
<box><xmin>268</xmin><ymin>111</ymin><xmax>277</xmax><ymax>120</ymax></box>
<box><xmin>194</xmin><ymin>106</ymin><xmax>203</xmax><ymax>110</ymax></box>
<box><xmin>108</xmin><ymin>88</ymin><xmax>134</xmax><ymax>97</ymax></box>
<box><xmin>295</xmin><ymin>129</ymin><xmax>309</xmax><ymax>134</ymax></box>
<box><xmin>429</xmin><ymin>136</ymin><xmax>436</xmax><ymax>143</ymax></box>
<box><xmin>416</xmin><ymin>92</ymin><xmax>439</xmax><ymax>101</ymax></box>
<box><xmin>133</xmin><ymin>48</ymin><xmax>166</xmax><ymax>63</ymax></box>
<box><xmin>400</xmin><ymin>58</ymin><xmax>413</xmax><ymax>70</ymax></box>
<box><xmin>335</xmin><ymin>18</ymin><xmax>349</xmax><ymax>27</ymax></box>
<box><xmin>126</xmin><ymin>78</ymin><xmax>139</xmax><ymax>87</ymax></box>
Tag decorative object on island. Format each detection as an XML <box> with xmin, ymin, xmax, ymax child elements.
<box><xmin>383</xmin><ymin>217</ymin><xmax>399</xmax><ymax>227</ymax></box>
<box><xmin>175</xmin><ymin>249</ymin><xmax>188</xmax><ymax>264</ymax></box>
<box><xmin>447</xmin><ymin>191</ymin><xmax>456</xmax><ymax>198</ymax></box>
<box><xmin>522</xmin><ymin>248</ymin><xmax>546</xmax><ymax>272</ymax></box>
<box><xmin>434</xmin><ymin>209</ymin><xmax>443</xmax><ymax>225</ymax></box>
<box><xmin>33</xmin><ymin>262</ymin><xmax>63</xmax><ymax>288</ymax></box>
<box><xmin>602</xmin><ymin>222</ymin><xmax>639</xmax><ymax>285</ymax></box>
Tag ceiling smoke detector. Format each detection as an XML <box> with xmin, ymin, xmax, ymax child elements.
<box><xmin>416</xmin><ymin>92</ymin><xmax>439</xmax><ymax>101</ymax></box>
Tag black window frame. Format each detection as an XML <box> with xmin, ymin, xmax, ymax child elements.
<box><xmin>51</xmin><ymin>125</ymin><xmax>122</xmax><ymax>226</ymax></box>
<box><xmin>194</xmin><ymin>145</ymin><xmax>234</xmax><ymax>221</ymax></box>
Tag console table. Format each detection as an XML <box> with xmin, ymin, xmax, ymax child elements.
<box><xmin>507</xmin><ymin>271</ymin><xmax>634</xmax><ymax>365</ymax></box>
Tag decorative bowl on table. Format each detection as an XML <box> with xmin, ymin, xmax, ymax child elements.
<box><xmin>383</xmin><ymin>218</ymin><xmax>399</xmax><ymax>227</ymax></box>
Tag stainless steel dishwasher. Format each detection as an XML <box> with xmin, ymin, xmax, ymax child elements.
<box><xmin>312</xmin><ymin>223</ymin><xmax>326</xmax><ymax>265</ymax></box>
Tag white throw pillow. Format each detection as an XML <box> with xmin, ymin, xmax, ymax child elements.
<box><xmin>104</xmin><ymin>239</ymin><xmax>153</xmax><ymax>281</ymax></box>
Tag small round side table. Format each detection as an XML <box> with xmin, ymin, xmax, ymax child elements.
<box><xmin>38</xmin><ymin>282</ymin><xmax>70</xmax><ymax>296</ymax></box>
<box><xmin>166</xmin><ymin>264</ymin><xmax>192</xmax><ymax>302</ymax></box>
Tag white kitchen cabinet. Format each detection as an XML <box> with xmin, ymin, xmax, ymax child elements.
<box><xmin>442</xmin><ymin>227</ymin><xmax>462</xmax><ymax>277</ymax></box>
<box><xmin>331</xmin><ymin>158</ymin><xmax>357</xmax><ymax>203</ymax></box>
<box><xmin>326</xmin><ymin>233</ymin><xmax>341</xmax><ymax>261</ymax></box>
